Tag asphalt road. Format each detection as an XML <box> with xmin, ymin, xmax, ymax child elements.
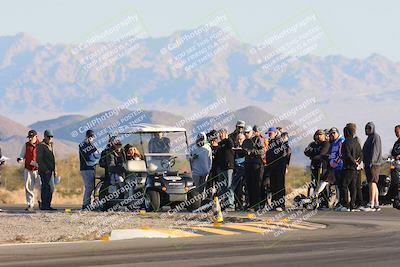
<box><xmin>0</xmin><ymin>208</ymin><xmax>399</xmax><ymax>267</ymax></box>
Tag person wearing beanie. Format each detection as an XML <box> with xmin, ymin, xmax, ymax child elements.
<box><xmin>79</xmin><ymin>129</ymin><xmax>100</xmax><ymax>210</ymax></box>
<box><xmin>339</xmin><ymin>125</ymin><xmax>363</xmax><ymax>211</ymax></box>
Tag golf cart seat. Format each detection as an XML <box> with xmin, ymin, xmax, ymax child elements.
<box><xmin>127</xmin><ymin>159</ymin><xmax>147</xmax><ymax>172</ymax></box>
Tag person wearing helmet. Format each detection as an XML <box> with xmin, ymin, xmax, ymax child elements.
<box><xmin>190</xmin><ymin>132</ymin><xmax>212</xmax><ymax>198</ymax></box>
<box><xmin>79</xmin><ymin>129</ymin><xmax>100</xmax><ymax>210</ymax></box>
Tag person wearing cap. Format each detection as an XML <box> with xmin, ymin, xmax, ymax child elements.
<box><xmin>242</xmin><ymin>126</ymin><xmax>264</xmax><ymax>211</ymax></box>
<box><xmin>17</xmin><ymin>130</ymin><xmax>41</xmax><ymax>211</ymax></box>
<box><xmin>229</xmin><ymin>120</ymin><xmax>245</xmax><ymax>147</ymax></box>
<box><xmin>36</xmin><ymin>129</ymin><xmax>57</xmax><ymax>211</ymax></box>
<box><xmin>327</xmin><ymin>127</ymin><xmax>345</xmax><ymax>210</ymax></box>
<box><xmin>79</xmin><ymin>129</ymin><xmax>100</xmax><ymax>210</ymax></box>
<box><xmin>266</xmin><ymin>127</ymin><xmax>288</xmax><ymax>211</ymax></box>
<box><xmin>216</xmin><ymin>128</ymin><xmax>235</xmax><ymax>210</ymax></box>
<box><xmin>189</xmin><ymin>132</ymin><xmax>212</xmax><ymax>198</ymax></box>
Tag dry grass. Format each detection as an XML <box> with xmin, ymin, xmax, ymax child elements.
<box><xmin>0</xmin><ymin>154</ymin><xmax>311</xmax><ymax>205</ymax></box>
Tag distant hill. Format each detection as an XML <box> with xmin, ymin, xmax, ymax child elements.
<box><xmin>0</xmin><ymin>114</ymin><xmax>29</xmax><ymax>137</ymax></box>
<box><xmin>29</xmin><ymin>115</ymin><xmax>87</xmax><ymax>133</ymax></box>
<box><xmin>0</xmin><ymin>115</ymin><xmax>76</xmax><ymax>162</ymax></box>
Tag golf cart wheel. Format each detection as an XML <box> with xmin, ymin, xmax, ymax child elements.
<box><xmin>145</xmin><ymin>190</ymin><xmax>161</xmax><ymax>212</ymax></box>
<box><xmin>187</xmin><ymin>190</ymin><xmax>201</xmax><ymax>212</ymax></box>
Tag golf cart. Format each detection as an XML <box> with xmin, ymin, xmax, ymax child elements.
<box><xmin>113</xmin><ymin>124</ymin><xmax>201</xmax><ymax>212</ymax></box>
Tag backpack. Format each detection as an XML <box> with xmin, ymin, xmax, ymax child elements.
<box><xmin>99</xmin><ymin>147</ymin><xmax>110</xmax><ymax>169</ymax></box>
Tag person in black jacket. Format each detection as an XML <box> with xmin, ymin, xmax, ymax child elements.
<box><xmin>305</xmin><ymin>129</ymin><xmax>331</xmax><ymax>207</ymax></box>
<box><xmin>216</xmin><ymin>128</ymin><xmax>235</xmax><ymax>210</ymax></box>
<box><xmin>266</xmin><ymin>127</ymin><xmax>289</xmax><ymax>211</ymax></box>
<box><xmin>391</xmin><ymin>125</ymin><xmax>400</xmax><ymax>206</ymax></box>
<box><xmin>242</xmin><ymin>126</ymin><xmax>264</xmax><ymax>211</ymax></box>
<box><xmin>340</xmin><ymin>125</ymin><xmax>363</xmax><ymax>211</ymax></box>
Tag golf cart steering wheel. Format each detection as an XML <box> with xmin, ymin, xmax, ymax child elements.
<box><xmin>161</xmin><ymin>157</ymin><xmax>176</xmax><ymax>169</ymax></box>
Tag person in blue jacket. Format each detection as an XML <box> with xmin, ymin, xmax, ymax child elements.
<box><xmin>327</xmin><ymin>127</ymin><xmax>345</xmax><ymax>210</ymax></box>
<box><xmin>79</xmin><ymin>129</ymin><xmax>100</xmax><ymax>210</ymax></box>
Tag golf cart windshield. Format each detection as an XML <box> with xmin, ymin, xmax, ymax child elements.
<box><xmin>122</xmin><ymin>131</ymin><xmax>191</xmax><ymax>174</ymax></box>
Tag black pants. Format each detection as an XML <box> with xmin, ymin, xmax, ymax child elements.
<box><xmin>342</xmin><ymin>169</ymin><xmax>358</xmax><ymax>209</ymax></box>
<box><xmin>335</xmin><ymin>170</ymin><xmax>344</xmax><ymax>204</ymax></box>
<box><xmin>260</xmin><ymin>165</ymin><xmax>270</xmax><ymax>208</ymax></box>
<box><xmin>270</xmin><ymin>162</ymin><xmax>286</xmax><ymax>209</ymax></box>
<box><xmin>355</xmin><ymin>171</ymin><xmax>364</xmax><ymax>206</ymax></box>
<box><xmin>245</xmin><ymin>163</ymin><xmax>263</xmax><ymax>210</ymax></box>
<box><xmin>39</xmin><ymin>170</ymin><xmax>53</xmax><ymax>209</ymax></box>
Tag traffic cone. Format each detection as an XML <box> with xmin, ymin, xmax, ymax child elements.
<box><xmin>212</xmin><ymin>196</ymin><xmax>224</xmax><ymax>223</ymax></box>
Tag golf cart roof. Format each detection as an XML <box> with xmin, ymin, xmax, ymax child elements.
<box><xmin>118</xmin><ymin>123</ymin><xmax>187</xmax><ymax>134</ymax></box>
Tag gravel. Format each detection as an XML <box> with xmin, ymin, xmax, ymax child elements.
<box><xmin>0</xmin><ymin>210</ymin><xmax>217</xmax><ymax>244</ymax></box>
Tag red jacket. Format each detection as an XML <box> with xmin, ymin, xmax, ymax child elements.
<box><xmin>24</xmin><ymin>141</ymin><xmax>39</xmax><ymax>171</ymax></box>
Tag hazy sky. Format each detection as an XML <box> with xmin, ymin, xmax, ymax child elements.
<box><xmin>1</xmin><ymin>0</ymin><xmax>399</xmax><ymax>61</ymax></box>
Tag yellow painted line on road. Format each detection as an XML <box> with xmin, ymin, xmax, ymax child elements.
<box><xmin>192</xmin><ymin>226</ymin><xmax>239</xmax><ymax>236</ymax></box>
<box><xmin>148</xmin><ymin>228</ymin><xmax>202</xmax><ymax>238</ymax></box>
<box><xmin>243</xmin><ymin>222</ymin><xmax>293</xmax><ymax>231</ymax></box>
<box><xmin>222</xmin><ymin>224</ymin><xmax>267</xmax><ymax>233</ymax></box>
<box><xmin>264</xmin><ymin>220</ymin><xmax>317</xmax><ymax>230</ymax></box>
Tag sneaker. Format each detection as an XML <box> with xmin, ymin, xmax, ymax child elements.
<box><xmin>359</xmin><ymin>206</ymin><xmax>369</xmax><ymax>211</ymax></box>
<box><xmin>25</xmin><ymin>206</ymin><xmax>34</xmax><ymax>212</ymax></box>
<box><xmin>374</xmin><ymin>205</ymin><xmax>381</xmax><ymax>211</ymax></box>
<box><xmin>337</xmin><ymin>206</ymin><xmax>350</xmax><ymax>212</ymax></box>
<box><xmin>351</xmin><ymin>208</ymin><xmax>361</xmax><ymax>212</ymax></box>
<box><xmin>275</xmin><ymin>207</ymin><xmax>284</xmax><ymax>212</ymax></box>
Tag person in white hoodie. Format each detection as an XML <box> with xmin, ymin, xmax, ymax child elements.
<box><xmin>190</xmin><ymin>132</ymin><xmax>212</xmax><ymax>198</ymax></box>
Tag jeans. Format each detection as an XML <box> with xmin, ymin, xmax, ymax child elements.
<box><xmin>220</xmin><ymin>169</ymin><xmax>234</xmax><ymax>208</ymax></box>
<box><xmin>81</xmin><ymin>170</ymin><xmax>96</xmax><ymax>209</ymax></box>
<box><xmin>39</xmin><ymin>170</ymin><xmax>53</xmax><ymax>209</ymax></box>
<box><xmin>24</xmin><ymin>169</ymin><xmax>41</xmax><ymax>207</ymax></box>
<box><xmin>193</xmin><ymin>174</ymin><xmax>208</xmax><ymax>198</ymax></box>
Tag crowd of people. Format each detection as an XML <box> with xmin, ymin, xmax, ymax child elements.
<box><xmin>1</xmin><ymin>120</ymin><xmax>399</xmax><ymax>213</ymax></box>
<box><xmin>305</xmin><ymin>123</ymin><xmax>400</xmax><ymax>212</ymax></box>
<box><xmin>190</xmin><ymin>122</ymin><xmax>291</xmax><ymax>212</ymax></box>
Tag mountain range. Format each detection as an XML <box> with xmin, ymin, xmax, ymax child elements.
<box><xmin>0</xmin><ymin>29</ymin><xmax>399</xmax><ymax>160</ymax></box>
